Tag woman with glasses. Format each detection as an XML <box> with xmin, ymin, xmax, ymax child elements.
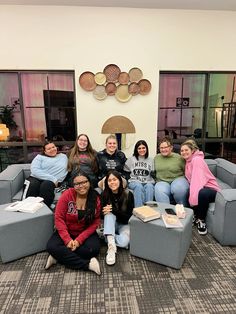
<box><xmin>154</xmin><ymin>137</ymin><xmax>189</xmax><ymax>206</ymax></box>
<box><xmin>67</xmin><ymin>134</ymin><xmax>98</xmax><ymax>188</ymax></box>
<box><xmin>101</xmin><ymin>170</ymin><xmax>134</xmax><ymax>266</ymax></box>
<box><xmin>45</xmin><ymin>172</ymin><xmax>101</xmax><ymax>275</ymax></box>
<box><xmin>25</xmin><ymin>141</ymin><xmax>68</xmax><ymax>207</ymax></box>
<box><xmin>124</xmin><ymin>140</ymin><xmax>155</xmax><ymax>207</ymax></box>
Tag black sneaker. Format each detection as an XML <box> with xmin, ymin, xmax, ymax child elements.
<box><xmin>192</xmin><ymin>215</ymin><xmax>197</xmax><ymax>226</ymax></box>
<box><xmin>197</xmin><ymin>220</ymin><xmax>207</xmax><ymax>235</ymax></box>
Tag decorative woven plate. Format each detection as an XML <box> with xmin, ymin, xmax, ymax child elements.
<box><xmin>138</xmin><ymin>79</ymin><xmax>152</xmax><ymax>95</ymax></box>
<box><xmin>115</xmin><ymin>84</ymin><xmax>132</xmax><ymax>103</ymax></box>
<box><xmin>128</xmin><ymin>82</ymin><xmax>140</xmax><ymax>96</ymax></box>
<box><xmin>103</xmin><ymin>64</ymin><xmax>121</xmax><ymax>82</ymax></box>
<box><xmin>105</xmin><ymin>82</ymin><xmax>117</xmax><ymax>96</ymax></box>
<box><xmin>118</xmin><ymin>72</ymin><xmax>130</xmax><ymax>85</ymax></box>
<box><xmin>94</xmin><ymin>72</ymin><xmax>106</xmax><ymax>85</ymax></box>
<box><xmin>129</xmin><ymin>67</ymin><xmax>143</xmax><ymax>82</ymax></box>
<box><xmin>93</xmin><ymin>85</ymin><xmax>107</xmax><ymax>100</ymax></box>
<box><xmin>79</xmin><ymin>71</ymin><xmax>96</xmax><ymax>91</ymax></box>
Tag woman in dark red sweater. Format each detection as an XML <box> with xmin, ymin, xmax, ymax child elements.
<box><xmin>45</xmin><ymin>172</ymin><xmax>101</xmax><ymax>275</ymax></box>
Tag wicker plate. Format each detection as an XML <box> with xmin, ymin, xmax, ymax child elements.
<box><xmin>95</xmin><ymin>72</ymin><xmax>106</xmax><ymax>85</ymax></box>
<box><xmin>118</xmin><ymin>72</ymin><xmax>130</xmax><ymax>85</ymax></box>
<box><xmin>138</xmin><ymin>79</ymin><xmax>152</xmax><ymax>95</ymax></box>
<box><xmin>79</xmin><ymin>71</ymin><xmax>96</xmax><ymax>91</ymax></box>
<box><xmin>115</xmin><ymin>84</ymin><xmax>132</xmax><ymax>103</ymax></box>
<box><xmin>129</xmin><ymin>67</ymin><xmax>143</xmax><ymax>82</ymax></box>
<box><xmin>93</xmin><ymin>85</ymin><xmax>107</xmax><ymax>100</ymax></box>
<box><xmin>128</xmin><ymin>82</ymin><xmax>140</xmax><ymax>96</ymax></box>
<box><xmin>103</xmin><ymin>64</ymin><xmax>121</xmax><ymax>82</ymax></box>
<box><xmin>105</xmin><ymin>82</ymin><xmax>117</xmax><ymax>96</ymax></box>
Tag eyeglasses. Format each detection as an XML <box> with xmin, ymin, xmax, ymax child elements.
<box><xmin>73</xmin><ymin>180</ymin><xmax>89</xmax><ymax>187</ymax></box>
<box><xmin>159</xmin><ymin>145</ymin><xmax>171</xmax><ymax>150</ymax></box>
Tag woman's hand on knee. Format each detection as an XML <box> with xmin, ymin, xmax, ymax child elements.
<box><xmin>66</xmin><ymin>239</ymin><xmax>74</xmax><ymax>250</ymax></box>
<box><xmin>71</xmin><ymin>240</ymin><xmax>80</xmax><ymax>251</ymax></box>
<box><xmin>103</xmin><ymin>204</ymin><xmax>112</xmax><ymax>215</ymax></box>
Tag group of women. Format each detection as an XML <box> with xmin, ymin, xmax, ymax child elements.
<box><xmin>26</xmin><ymin>133</ymin><xmax>220</xmax><ymax>275</ymax></box>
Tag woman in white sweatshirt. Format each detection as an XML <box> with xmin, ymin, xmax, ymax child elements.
<box><xmin>125</xmin><ymin>140</ymin><xmax>155</xmax><ymax>207</ymax></box>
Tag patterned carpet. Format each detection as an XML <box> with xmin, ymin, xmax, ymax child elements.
<box><xmin>0</xmin><ymin>228</ymin><xmax>236</xmax><ymax>314</ymax></box>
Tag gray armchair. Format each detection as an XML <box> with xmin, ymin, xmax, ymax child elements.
<box><xmin>0</xmin><ymin>164</ymin><xmax>62</xmax><ymax>207</ymax></box>
<box><xmin>205</xmin><ymin>158</ymin><xmax>236</xmax><ymax>246</ymax></box>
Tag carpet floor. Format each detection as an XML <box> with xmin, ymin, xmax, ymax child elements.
<box><xmin>0</xmin><ymin>228</ymin><xmax>236</xmax><ymax>314</ymax></box>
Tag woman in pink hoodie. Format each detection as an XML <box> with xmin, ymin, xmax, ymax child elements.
<box><xmin>180</xmin><ymin>140</ymin><xmax>220</xmax><ymax>235</ymax></box>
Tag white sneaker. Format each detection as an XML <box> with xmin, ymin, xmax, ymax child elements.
<box><xmin>45</xmin><ymin>255</ymin><xmax>57</xmax><ymax>270</ymax></box>
<box><xmin>89</xmin><ymin>257</ymin><xmax>101</xmax><ymax>275</ymax></box>
<box><xmin>106</xmin><ymin>244</ymin><xmax>116</xmax><ymax>265</ymax></box>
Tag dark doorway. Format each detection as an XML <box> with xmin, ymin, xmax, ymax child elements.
<box><xmin>43</xmin><ymin>90</ymin><xmax>76</xmax><ymax>141</ymax></box>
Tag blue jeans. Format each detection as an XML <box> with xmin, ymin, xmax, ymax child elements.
<box><xmin>154</xmin><ymin>177</ymin><xmax>189</xmax><ymax>207</ymax></box>
<box><xmin>103</xmin><ymin>213</ymin><xmax>130</xmax><ymax>248</ymax></box>
<box><xmin>128</xmin><ymin>181</ymin><xmax>154</xmax><ymax>207</ymax></box>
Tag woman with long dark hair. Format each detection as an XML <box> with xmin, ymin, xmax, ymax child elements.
<box><xmin>101</xmin><ymin>170</ymin><xmax>134</xmax><ymax>266</ymax></box>
<box><xmin>67</xmin><ymin>134</ymin><xmax>98</xmax><ymax>187</ymax></box>
<box><xmin>45</xmin><ymin>172</ymin><xmax>101</xmax><ymax>275</ymax></box>
<box><xmin>125</xmin><ymin>140</ymin><xmax>155</xmax><ymax>207</ymax></box>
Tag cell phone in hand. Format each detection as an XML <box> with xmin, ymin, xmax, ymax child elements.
<box><xmin>165</xmin><ymin>208</ymin><xmax>176</xmax><ymax>215</ymax></box>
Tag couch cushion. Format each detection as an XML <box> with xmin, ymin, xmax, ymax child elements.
<box><xmin>205</xmin><ymin>159</ymin><xmax>217</xmax><ymax>176</ymax></box>
<box><xmin>215</xmin><ymin>158</ymin><xmax>236</xmax><ymax>188</ymax></box>
<box><xmin>216</xmin><ymin>178</ymin><xmax>231</xmax><ymax>190</ymax></box>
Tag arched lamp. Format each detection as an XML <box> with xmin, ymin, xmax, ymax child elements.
<box><xmin>0</xmin><ymin>124</ymin><xmax>10</xmax><ymax>141</ymax></box>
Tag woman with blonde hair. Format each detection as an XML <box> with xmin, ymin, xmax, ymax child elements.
<box><xmin>97</xmin><ymin>134</ymin><xmax>129</xmax><ymax>189</ymax></box>
<box><xmin>67</xmin><ymin>134</ymin><xmax>98</xmax><ymax>187</ymax></box>
<box><xmin>180</xmin><ymin>139</ymin><xmax>220</xmax><ymax>235</ymax></box>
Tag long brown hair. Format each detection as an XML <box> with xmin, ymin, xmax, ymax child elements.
<box><xmin>67</xmin><ymin>134</ymin><xmax>98</xmax><ymax>172</ymax></box>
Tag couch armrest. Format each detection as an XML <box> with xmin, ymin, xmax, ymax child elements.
<box><xmin>0</xmin><ymin>164</ymin><xmax>30</xmax><ymax>205</ymax></box>
<box><xmin>212</xmin><ymin>189</ymin><xmax>236</xmax><ymax>245</ymax></box>
<box><xmin>215</xmin><ymin>158</ymin><xmax>236</xmax><ymax>188</ymax></box>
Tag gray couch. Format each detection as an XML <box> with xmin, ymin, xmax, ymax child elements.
<box><xmin>0</xmin><ymin>163</ymin><xmax>62</xmax><ymax>207</ymax></box>
<box><xmin>205</xmin><ymin>158</ymin><xmax>236</xmax><ymax>246</ymax></box>
<box><xmin>0</xmin><ymin>159</ymin><xmax>236</xmax><ymax>246</ymax></box>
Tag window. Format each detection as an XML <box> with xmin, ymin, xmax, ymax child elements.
<box><xmin>0</xmin><ymin>70</ymin><xmax>76</xmax><ymax>167</ymax></box>
<box><xmin>158</xmin><ymin>71</ymin><xmax>236</xmax><ymax>162</ymax></box>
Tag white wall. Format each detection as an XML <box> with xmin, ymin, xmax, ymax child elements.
<box><xmin>1</xmin><ymin>5</ymin><xmax>236</xmax><ymax>156</ymax></box>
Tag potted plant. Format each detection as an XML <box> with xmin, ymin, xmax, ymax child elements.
<box><xmin>0</xmin><ymin>103</ymin><xmax>18</xmax><ymax>130</ymax></box>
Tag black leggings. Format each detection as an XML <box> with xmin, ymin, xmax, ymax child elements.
<box><xmin>193</xmin><ymin>187</ymin><xmax>217</xmax><ymax>221</ymax></box>
<box><xmin>26</xmin><ymin>176</ymin><xmax>55</xmax><ymax>207</ymax></box>
<box><xmin>46</xmin><ymin>231</ymin><xmax>100</xmax><ymax>270</ymax></box>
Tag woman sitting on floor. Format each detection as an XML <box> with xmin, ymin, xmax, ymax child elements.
<box><xmin>101</xmin><ymin>170</ymin><xmax>134</xmax><ymax>266</ymax></box>
<box><xmin>45</xmin><ymin>172</ymin><xmax>101</xmax><ymax>275</ymax></box>
<box><xmin>25</xmin><ymin>141</ymin><xmax>68</xmax><ymax>207</ymax></box>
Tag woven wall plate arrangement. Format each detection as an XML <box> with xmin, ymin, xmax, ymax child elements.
<box><xmin>94</xmin><ymin>72</ymin><xmax>106</xmax><ymax>85</ymax></box>
<box><xmin>79</xmin><ymin>71</ymin><xmax>96</xmax><ymax>91</ymax></box>
<box><xmin>118</xmin><ymin>72</ymin><xmax>130</xmax><ymax>85</ymax></box>
<box><xmin>103</xmin><ymin>64</ymin><xmax>121</xmax><ymax>82</ymax></box>
<box><xmin>129</xmin><ymin>67</ymin><xmax>143</xmax><ymax>82</ymax></box>
<box><xmin>105</xmin><ymin>82</ymin><xmax>117</xmax><ymax>96</ymax></box>
<box><xmin>128</xmin><ymin>82</ymin><xmax>140</xmax><ymax>96</ymax></box>
<box><xmin>93</xmin><ymin>85</ymin><xmax>107</xmax><ymax>100</ymax></box>
<box><xmin>115</xmin><ymin>84</ymin><xmax>132</xmax><ymax>103</ymax></box>
<box><xmin>139</xmin><ymin>79</ymin><xmax>152</xmax><ymax>95</ymax></box>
